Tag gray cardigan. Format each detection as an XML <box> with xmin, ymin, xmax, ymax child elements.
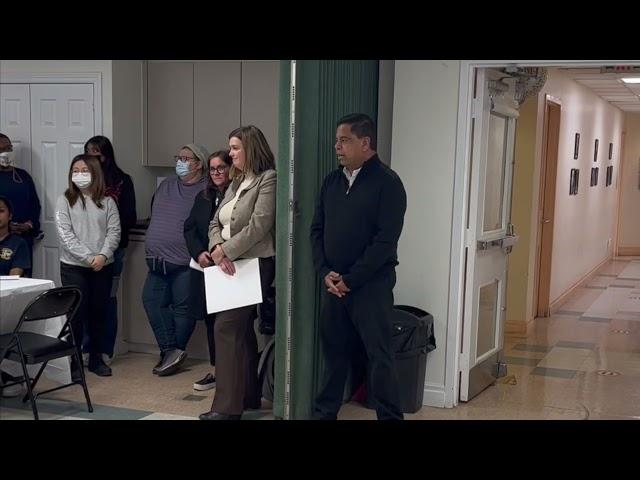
<box><xmin>55</xmin><ymin>194</ymin><xmax>121</xmax><ymax>267</ymax></box>
<box><xmin>209</xmin><ymin>169</ymin><xmax>276</xmax><ymax>260</ymax></box>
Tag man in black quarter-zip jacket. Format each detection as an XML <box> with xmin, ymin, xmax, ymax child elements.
<box><xmin>310</xmin><ymin>113</ymin><xmax>407</xmax><ymax>420</ymax></box>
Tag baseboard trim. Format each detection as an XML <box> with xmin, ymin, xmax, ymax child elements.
<box><xmin>423</xmin><ymin>383</ymin><xmax>446</xmax><ymax>408</ymax></box>
<box><xmin>125</xmin><ymin>342</ymin><xmax>161</xmax><ymax>356</ymax></box>
<box><xmin>549</xmin><ymin>255</ymin><xmax>611</xmax><ymax>313</ymax></box>
<box><xmin>505</xmin><ymin>318</ymin><xmax>534</xmax><ymax>337</ymax></box>
<box><xmin>617</xmin><ymin>246</ymin><xmax>640</xmax><ymax>256</ymax></box>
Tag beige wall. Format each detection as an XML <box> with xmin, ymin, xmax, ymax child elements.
<box><xmin>618</xmin><ymin>113</ymin><xmax>640</xmax><ymax>252</ymax></box>
<box><xmin>111</xmin><ymin>61</ymin><xmax>162</xmax><ymax>220</ymax></box>
<box><xmin>377</xmin><ymin>60</ymin><xmax>395</xmax><ymax>165</ymax></box>
<box><xmin>506</xmin><ymin>96</ymin><xmax>538</xmax><ymax>328</ymax></box>
<box><xmin>378</xmin><ymin>63</ymin><xmax>628</xmax><ymax>407</ymax></box>
<box><xmin>534</xmin><ymin>69</ymin><xmax>624</xmax><ymax>304</ymax></box>
<box><xmin>391</xmin><ymin>60</ymin><xmax>461</xmax><ymax>407</ymax></box>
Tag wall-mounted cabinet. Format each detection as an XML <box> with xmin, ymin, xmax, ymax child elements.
<box><xmin>144</xmin><ymin>60</ymin><xmax>279</xmax><ymax>167</ymax></box>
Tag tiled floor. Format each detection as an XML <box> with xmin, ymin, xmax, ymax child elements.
<box><xmin>3</xmin><ymin>258</ymin><xmax>640</xmax><ymax>420</ymax></box>
<box><xmin>0</xmin><ymin>353</ymin><xmax>274</xmax><ymax>421</ymax></box>
<box><xmin>338</xmin><ymin>257</ymin><xmax>640</xmax><ymax>420</ymax></box>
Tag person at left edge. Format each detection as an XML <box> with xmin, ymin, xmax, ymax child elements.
<box><xmin>0</xmin><ymin>133</ymin><xmax>41</xmax><ymax>277</ymax></box>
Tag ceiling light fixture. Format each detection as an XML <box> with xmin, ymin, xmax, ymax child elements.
<box><xmin>621</xmin><ymin>77</ymin><xmax>640</xmax><ymax>84</ymax></box>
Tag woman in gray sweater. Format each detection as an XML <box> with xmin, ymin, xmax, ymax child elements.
<box><xmin>55</xmin><ymin>154</ymin><xmax>121</xmax><ymax>378</ymax></box>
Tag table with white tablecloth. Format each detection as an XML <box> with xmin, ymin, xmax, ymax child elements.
<box><xmin>0</xmin><ymin>277</ymin><xmax>71</xmax><ymax>385</ymax></box>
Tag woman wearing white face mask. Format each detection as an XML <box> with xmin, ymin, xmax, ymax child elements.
<box><xmin>55</xmin><ymin>155</ymin><xmax>121</xmax><ymax>378</ymax></box>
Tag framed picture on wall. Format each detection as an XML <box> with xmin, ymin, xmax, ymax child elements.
<box><xmin>570</xmin><ymin>168</ymin><xmax>580</xmax><ymax>195</ymax></box>
<box><xmin>609</xmin><ymin>142</ymin><xmax>613</xmax><ymax>160</ymax></box>
<box><xmin>594</xmin><ymin>139</ymin><xmax>599</xmax><ymax>162</ymax></box>
<box><xmin>574</xmin><ymin>133</ymin><xmax>580</xmax><ymax>159</ymax></box>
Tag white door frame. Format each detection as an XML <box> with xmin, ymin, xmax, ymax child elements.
<box><xmin>0</xmin><ymin>72</ymin><xmax>103</xmax><ymax>135</ymax></box>
<box><xmin>444</xmin><ymin>60</ymin><xmax>640</xmax><ymax>408</ymax></box>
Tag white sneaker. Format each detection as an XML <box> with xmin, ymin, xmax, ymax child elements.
<box><xmin>193</xmin><ymin>373</ymin><xmax>216</xmax><ymax>391</ymax></box>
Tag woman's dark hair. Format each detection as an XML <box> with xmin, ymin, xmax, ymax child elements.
<box><xmin>0</xmin><ymin>195</ymin><xmax>13</xmax><ymax>216</ymax></box>
<box><xmin>204</xmin><ymin>150</ymin><xmax>232</xmax><ymax>200</ymax></box>
<box><xmin>64</xmin><ymin>155</ymin><xmax>106</xmax><ymax>209</ymax></box>
<box><xmin>84</xmin><ymin>135</ymin><xmax>125</xmax><ymax>187</ymax></box>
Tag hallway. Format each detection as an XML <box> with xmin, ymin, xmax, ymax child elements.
<box><xmin>2</xmin><ymin>258</ymin><xmax>640</xmax><ymax>420</ymax></box>
<box><xmin>340</xmin><ymin>257</ymin><xmax>640</xmax><ymax>419</ymax></box>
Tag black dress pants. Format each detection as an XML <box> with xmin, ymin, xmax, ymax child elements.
<box><xmin>313</xmin><ymin>272</ymin><xmax>403</xmax><ymax>420</ymax></box>
<box><xmin>60</xmin><ymin>262</ymin><xmax>114</xmax><ymax>356</ymax></box>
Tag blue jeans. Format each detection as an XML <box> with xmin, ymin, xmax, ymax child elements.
<box><xmin>82</xmin><ymin>247</ymin><xmax>125</xmax><ymax>357</ymax></box>
<box><xmin>142</xmin><ymin>258</ymin><xmax>197</xmax><ymax>353</ymax></box>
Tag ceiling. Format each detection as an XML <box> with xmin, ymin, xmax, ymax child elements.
<box><xmin>559</xmin><ymin>68</ymin><xmax>640</xmax><ymax>113</ymax></box>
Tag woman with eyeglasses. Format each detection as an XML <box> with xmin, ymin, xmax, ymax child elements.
<box><xmin>143</xmin><ymin>144</ymin><xmax>209</xmax><ymax>377</ymax></box>
<box><xmin>199</xmin><ymin>126</ymin><xmax>276</xmax><ymax>420</ymax></box>
<box><xmin>183</xmin><ymin>150</ymin><xmax>232</xmax><ymax>391</ymax></box>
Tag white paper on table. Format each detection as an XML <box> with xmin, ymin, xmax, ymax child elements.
<box><xmin>189</xmin><ymin>258</ymin><xmax>204</xmax><ymax>272</ymax></box>
<box><xmin>204</xmin><ymin>258</ymin><xmax>262</xmax><ymax>314</ymax></box>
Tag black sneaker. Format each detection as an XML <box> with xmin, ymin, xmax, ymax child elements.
<box><xmin>152</xmin><ymin>352</ymin><xmax>166</xmax><ymax>375</ymax></box>
<box><xmin>156</xmin><ymin>349</ymin><xmax>187</xmax><ymax>377</ymax></box>
<box><xmin>88</xmin><ymin>355</ymin><xmax>112</xmax><ymax>377</ymax></box>
<box><xmin>193</xmin><ymin>373</ymin><xmax>216</xmax><ymax>391</ymax></box>
<box><xmin>0</xmin><ymin>371</ymin><xmax>25</xmax><ymax>398</ymax></box>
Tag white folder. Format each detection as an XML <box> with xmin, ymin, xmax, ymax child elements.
<box><xmin>204</xmin><ymin>258</ymin><xmax>263</xmax><ymax>314</ymax></box>
<box><xmin>189</xmin><ymin>258</ymin><xmax>204</xmax><ymax>272</ymax></box>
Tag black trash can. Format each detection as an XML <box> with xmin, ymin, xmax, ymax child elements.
<box><xmin>357</xmin><ymin>305</ymin><xmax>436</xmax><ymax>413</ymax></box>
<box><xmin>391</xmin><ymin>305</ymin><xmax>436</xmax><ymax>414</ymax></box>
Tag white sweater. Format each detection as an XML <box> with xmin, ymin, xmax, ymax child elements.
<box><xmin>55</xmin><ymin>194</ymin><xmax>121</xmax><ymax>267</ymax></box>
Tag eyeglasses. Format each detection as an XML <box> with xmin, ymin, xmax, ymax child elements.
<box><xmin>209</xmin><ymin>166</ymin><xmax>229</xmax><ymax>174</ymax></box>
<box><xmin>174</xmin><ymin>155</ymin><xmax>197</xmax><ymax>163</ymax></box>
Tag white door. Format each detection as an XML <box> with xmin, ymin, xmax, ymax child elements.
<box><xmin>30</xmin><ymin>84</ymin><xmax>95</xmax><ymax>284</ymax></box>
<box><xmin>0</xmin><ymin>84</ymin><xmax>32</xmax><ymax>172</ymax></box>
<box><xmin>459</xmin><ymin>69</ymin><xmax>519</xmax><ymax>402</ymax></box>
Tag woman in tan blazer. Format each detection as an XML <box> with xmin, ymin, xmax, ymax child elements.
<box><xmin>199</xmin><ymin>125</ymin><xmax>276</xmax><ymax>420</ymax></box>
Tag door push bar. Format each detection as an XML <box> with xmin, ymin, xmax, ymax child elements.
<box><xmin>476</xmin><ymin>234</ymin><xmax>519</xmax><ymax>252</ymax></box>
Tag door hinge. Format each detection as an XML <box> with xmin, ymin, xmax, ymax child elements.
<box><xmin>471</xmin><ymin>98</ymin><xmax>481</xmax><ymax>118</ymax></box>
